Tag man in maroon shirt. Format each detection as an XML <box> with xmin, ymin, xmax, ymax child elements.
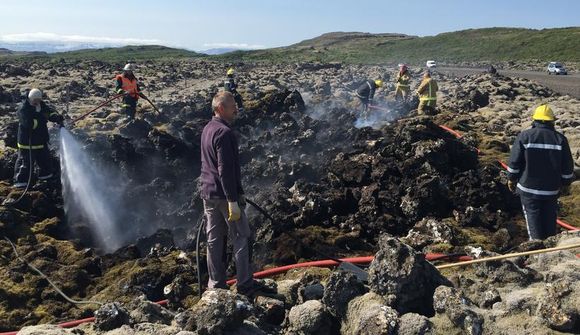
<box><xmin>200</xmin><ymin>91</ymin><xmax>255</xmax><ymax>295</ymax></box>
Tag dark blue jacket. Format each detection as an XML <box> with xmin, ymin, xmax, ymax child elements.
<box><xmin>17</xmin><ymin>99</ymin><xmax>62</xmax><ymax>149</ymax></box>
<box><xmin>507</xmin><ymin>121</ymin><xmax>574</xmax><ymax>199</ymax></box>
<box><xmin>200</xmin><ymin>116</ymin><xmax>244</xmax><ymax>201</ymax></box>
<box><xmin>355</xmin><ymin>79</ymin><xmax>377</xmax><ymax>101</ymax></box>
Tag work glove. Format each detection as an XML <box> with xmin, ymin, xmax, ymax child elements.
<box><xmin>560</xmin><ymin>185</ymin><xmax>571</xmax><ymax>196</ymax></box>
<box><xmin>238</xmin><ymin>194</ymin><xmax>246</xmax><ymax>207</ymax></box>
<box><xmin>507</xmin><ymin>180</ymin><xmax>516</xmax><ymax>193</ymax></box>
<box><xmin>228</xmin><ymin>201</ymin><xmax>241</xmax><ymax>222</ymax></box>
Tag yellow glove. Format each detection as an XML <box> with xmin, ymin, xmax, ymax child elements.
<box><xmin>507</xmin><ymin>180</ymin><xmax>516</xmax><ymax>193</ymax></box>
<box><xmin>228</xmin><ymin>201</ymin><xmax>241</xmax><ymax>221</ymax></box>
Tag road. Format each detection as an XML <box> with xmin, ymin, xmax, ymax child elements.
<box><xmin>437</xmin><ymin>67</ymin><xmax>580</xmax><ymax>99</ymax></box>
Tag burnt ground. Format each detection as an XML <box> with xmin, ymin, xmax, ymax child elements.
<box><xmin>0</xmin><ymin>59</ymin><xmax>578</xmax><ymax>333</ymax></box>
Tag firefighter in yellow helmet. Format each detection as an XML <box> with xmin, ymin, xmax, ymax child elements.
<box><xmin>395</xmin><ymin>64</ymin><xmax>411</xmax><ymax>102</ymax></box>
<box><xmin>416</xmin><ymin>71</ymin><xmax>438</xmax><ymax>115</ymax></box>
<box><xmin>224</xmin><ymin>68</ymin><xmax>244</xmax><ymax>112</ymax></box>
<box><xmin>355</xmin><ymin>79</ymin><xmax>383</xmax><ymax>115</ymax></box>
<box><xmin>506</xmin><ymin>104</ymin><xmax>574</xmax><ymax>240</ymax></box>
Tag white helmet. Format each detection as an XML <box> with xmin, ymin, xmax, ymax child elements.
<box><xmin>28</xmin><ymin>88</ymin><xmax>43</xmax><ymax>101</ymax></box>
<box><xmin>123</xmin><ymin>63</ymin><xmax>136</xmax><ymax>71</ymax></box>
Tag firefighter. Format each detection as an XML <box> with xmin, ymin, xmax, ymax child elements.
<box><xmin>395</xmin><ymin>64</ymin><xmax>411</xmax><ymax>102</ymax></box>
<box><xmin>224</xmin><ymin>68</ymin><xmax>244</xmax><ymax>112</ymax></box>
<box><xmin>507</xmin><ymin>104</ymin><xmax>575</xmax><ymax>240</ymax></box>
<box><xmin>115</xmin><ymin>63</ymin><xmax>146</xmax><ymax>120</ymax></box>
<box><xmin>355</xmin><ymin>79</ymin><xmax>383</xmax><ymax>115</ymax></box>
<box><xmin>13</xmin><ymin>88</ymin><xmax>64</xmax><ymax>188</ymax></box>
<box><xmin>416</xmin><ymin>71</ymin><xmax>438</xmax><ymax>115</ymax></box>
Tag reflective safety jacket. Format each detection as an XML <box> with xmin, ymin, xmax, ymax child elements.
<box><xmin>396</xmin><ymin>71</ymin><xmax>411</xmax><ymax>89</ymax></box>
<box><xmin>116</xmin><ymin>73</ymin><xmax>140</xmax><ymax>99</ymax></box>
<box><xmin>417</xmin><ymin>78</ymin><xmax>438</xmax><ymax>106</ymax></box>
<box><xmin>507</xmin><ymin>121</ymin><xmax>575</xmax><ymax>199</ymax></box>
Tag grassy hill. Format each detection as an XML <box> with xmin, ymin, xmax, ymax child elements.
<box><xmin>0</xmin><ymin>45</ymin><xmax>202</xmax><ymax>62</ymax></box>
<box><xmin>218</xmin><ymin>27</ymin><xmax>580</xmax><ymax>64</ymax></box>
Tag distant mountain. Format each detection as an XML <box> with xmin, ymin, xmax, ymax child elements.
<box><xmin>200</xmin><ymin>48</ymin><xmax>240</xmax><ymax>55</ymax></box>
<box><xmin>0</xmin><ymin>45</ymin><xmax>201</xmax><ymax>61</ymax></box>
<box><xmin>0</xmin><ymin>42</ymin><xmax>140</xmax><ymax>53</ymax></box>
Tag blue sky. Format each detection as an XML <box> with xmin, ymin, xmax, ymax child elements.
<box><xmin>0</xmin><ymin>0</ymin><xmax>578</xmax><ymax>50</ymax></box>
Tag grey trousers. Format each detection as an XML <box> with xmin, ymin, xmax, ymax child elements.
<box><xmin>520</xmin><ymin>195</ymin><xmax>558</xmax><ymax>240</ymax></box>
<box><xmin>203</xmin><ymin>199</ymin><xmax>253</xmax><ymax>290</ymax></box>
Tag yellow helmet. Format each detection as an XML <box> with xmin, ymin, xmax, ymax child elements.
<box><xmin>532</xmin><ymin>104</ymin><xmax>555</xmax><ymax>121</ymax></box>
<box><xmin>374</xmin><ymin>79</ymin><xmax>383</xmax><ymax>88</ymax></box>
<box><xmin>227</xmin><ymin>68</ymin><xmax>235</xmax><ymax>76</ymax></box>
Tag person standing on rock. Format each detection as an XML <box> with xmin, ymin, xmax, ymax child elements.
<box><xmin>200</xmin><ymin>91</ymin><xmax>259</xmax><ymax>296</ymax></box>
<box><xmin>115</xmin><ymin>63</ymin><xmax>146</xmax><ymax>120</ymax></box>
<box><xmin>224</xmin><ymin>68</ymin><xmax>244</xmax><ymax>112</ymax></box>
<box><xmin>13</xmin><ymin>88</ymin><xmax>64</xmax><ymax>188</ymax></box>
<box><xmin>416</xmin><ymin>71</ymin><xmax>438</xmax><ymax>115</ymax></box>
<box><xmin>507</xmin><ymin>104</ymin><xmax>575</xmax><ymax>240</ymax></box>
<box><xmin>355</xmin><ymin>79</ymin><xmax>383</xmax><ymax>115</ymax></box>
<box><xmin>395</xmin><ymin>64</ymin><xmax>411</xmax><ymax>102</ymax></box>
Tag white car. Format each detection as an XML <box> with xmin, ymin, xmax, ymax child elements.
<box><xmin>426</xmin><ymin>60</ymin><xmax>437</xmax><ymax>68</ymax></box>
<box><xmin>547</xmin><ymin>62</ymin><xmax>567</xmax><ymax>75</ymax></box>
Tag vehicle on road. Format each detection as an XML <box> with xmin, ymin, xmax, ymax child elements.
<box><xmin>426</xmin><ymin>60</ymin><xmax>437</xmax><ymax>68</ymax></box>
<box><xmin>547</xmin><ymin>62</ymin><xmax>567</xmax><ymax>75</ymax></box>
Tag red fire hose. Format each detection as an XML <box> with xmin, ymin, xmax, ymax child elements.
<box><xmin>70</xmin><ymin>94</ymin><xmax>124</xmax><ymax>125</ymax></box>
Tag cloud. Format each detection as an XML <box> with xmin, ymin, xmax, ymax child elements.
<box><xmin>202</xmin><ymin>42</ymin><xmax>266</xmax><ymax>50</ymax></box>
<box><xmin>0</xmin><ymin>32</ymin><xmax>162</xmax><ymax>46</ymax></box>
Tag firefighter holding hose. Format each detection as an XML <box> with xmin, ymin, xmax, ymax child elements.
<box><xmin>13</xmin><ymin>88</ymin><xmax>64</xmax><ymax>188</ymax></box>
<box><xmin>115</xmin><ymin>63</ymin><xmax>146</xmax><ymax>120</ymax></box>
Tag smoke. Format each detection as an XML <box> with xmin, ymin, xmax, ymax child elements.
<box><xmin>354</xmin><ymin>104</ymin><xmax>400</xmax><ymax>129</ymax></box>
<box><xmin>59</xmin><ymin>128</ymin><xmax>128</xmax><ymax>252</ymax></box>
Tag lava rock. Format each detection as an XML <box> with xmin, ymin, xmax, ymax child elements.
<box><xmin>398</xmin><ymin>313</ymin><xmax>433</xmax><ymax>335</ymax></box>
<box><xmin>433</xmin><ymin>286</ymin><xmax>484</xmax><ymax>335</ymax></box>
<box><xmin>186</xmin><ymin>288</ymin><xmax>252</xmax><ymax>334</ymax></box>
<box><xmin>94</xmin><ymin>302</ymin><xmax>132</xmax><ymax>331</ymax></box>
<box><xmin>285</xmin><ymin>300</ymin><xmax>333</xmax><ymax>335</ymax></box>
<box><xmin>368</xmin><ymin>236</ymin><xmax>451</xmax><ymax>315</ymax></box>
<box><xmin>342</xmin><ymin>292</ymin><xmax>399</xmax><ymax>335</ymax></box>
<box><xmin>128</xmin><ymin>295</ymin><xmax>174</xmax><ymax>324</ymax></box>
<box><xmin>254</xmin><ymin>295</ymin><xmax>286</xmax><ymax>325</ymax></box>
<box><xmin>321</xmin><ymin>270</ymin><xmax>366</xmax><ymax>318</ymax></box>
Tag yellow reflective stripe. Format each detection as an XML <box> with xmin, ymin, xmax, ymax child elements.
<box><xmin>419</xmin><ymin>97</ymin><xmax>437</xmax><ymax>101</ymax></box>
<box><xmin>18</xmin><ymin>143</ymin><xmax>45</xmax><ymax>149</ymax></box>
<box><xmin>117</xmin><ymin>89</ymin><xmax>124</xmax><ymax>93</ymax></box>
<box><xmin>32</xmin><ymin>119</ymin><xmax>38</xmax><ymax>129</ymax></box>
<box><xmin>121</xmin><ymin>104</ymin><xmax>132</xmax><ymax>108</ymax></box>
<box><xmin>397</xmin><ymin>84</ymin><xmax>410</xmax><ymax>88</ymax></box>
<box><xmin>49</xmin><ymin>112</ymin><xmax>58</xmax><ymax>116</ymax></box>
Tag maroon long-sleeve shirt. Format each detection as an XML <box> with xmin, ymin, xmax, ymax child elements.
<box><xmin>200</xmin><ymin>116</ymin><xmax>244</xmax><ymax>202</ymax></box>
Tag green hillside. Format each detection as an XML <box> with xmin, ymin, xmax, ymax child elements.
<box><xmin>218</xmin><ymin>27</ymin><xmax>580</xmax><ymax>64</ymax></box>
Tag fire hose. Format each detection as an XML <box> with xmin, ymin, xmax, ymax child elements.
<box><xmin>70</xmin><ymin>94</ymin><xmax>124</xmax><ymax>126</ymax></box>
